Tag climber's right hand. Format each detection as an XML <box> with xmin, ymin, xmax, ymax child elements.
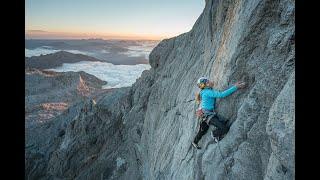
<box><xmin>235</xmin><ymin>81</ymin><xmax>246</xmax><ymax>89</ymax></box>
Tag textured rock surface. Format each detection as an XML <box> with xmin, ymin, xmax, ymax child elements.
<box><xmin>139</xmin><ymin>0</ymin><xmax>294</xmax><ymax>179</ymax></box>
<box><xmin>25</xmin><ymin>88</ymin><xmax>133</xmax><ymax>179</ymax></box>
<box><xmin>25</xmin><ymin>0</ymin><xmax>295</xmax><ymax>179</ymax></box>
<box><xmin>265</xmin><ymin>72</ymin><xmax>295</xmax><ymax>180</ymax></box>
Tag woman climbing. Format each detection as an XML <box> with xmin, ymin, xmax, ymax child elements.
<box><xmin>192</xmin><ymin>77</ymin><xmax>246</xmax><ymax>149</ymax></box>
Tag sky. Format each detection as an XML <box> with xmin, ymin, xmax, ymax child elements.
<box><xmin>26</xmin><ymin>0</ymin><xmax>205</xmax><ymax>40</ymax></box>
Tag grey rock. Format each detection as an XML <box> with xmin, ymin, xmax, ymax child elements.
<box><xmin>265</xmin><ymin>72</ymin><xmax>295</xmax><ymax>180</ymax></box>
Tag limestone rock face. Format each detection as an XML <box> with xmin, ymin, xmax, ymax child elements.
<box><xmin>25</xmin><ymin>0</ymin><xmax>295</xmax><ymax>179</ymax></box>
<box><xmin>138</xmin><ymin>0</ymin><xmax>294</xmax><ymax>179</ymax></box>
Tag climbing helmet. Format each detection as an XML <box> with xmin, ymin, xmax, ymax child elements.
<box><xmin>197</xmin><ymin>77</ymin><xmax>209</xmax><ymax>88</ymax></box>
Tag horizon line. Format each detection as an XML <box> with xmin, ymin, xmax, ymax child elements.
<box><xmin>25</xmin><ymin>29</ymin><xmax>175</xmax><ymax>41</ymax></box>
<box><xmin>25</xmin><ymin>37</ymin><xmax>162</xmax><ymax>41</ymax></box>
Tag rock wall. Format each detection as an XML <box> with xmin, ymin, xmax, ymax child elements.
<box><xmin>25</xmin><ymin>0</ymin><xmax>295</xmax><ymax>179</ymax></box>
<box><xmin>136</xmin><ymin>0</ymin><xmax>295</xmax><ymax>179</ymax></box>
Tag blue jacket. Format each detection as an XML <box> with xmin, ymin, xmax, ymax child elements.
<box><xmin>199</xmin><ymin>86</ymin><xmax>238</xmax><ymax>111</ymax></box>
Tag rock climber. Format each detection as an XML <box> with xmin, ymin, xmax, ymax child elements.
<box><xmin>192</xmin><ymin>77</ymin><xmax>246</xmax><ymax>149</ymax></box>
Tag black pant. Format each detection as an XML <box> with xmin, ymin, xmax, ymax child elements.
<box><xmin>193</xmin><ymin>114</ymin><xmax>229</xmax><ymax>144</ymax></box>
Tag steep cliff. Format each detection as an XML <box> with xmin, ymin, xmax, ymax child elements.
<box><xmin>137</xmin><ymin>0</ymin><xmax>294</xmax><ymax>179</ymax></box>
<box><xmin>25</xmin><ymin>0</ymin><xmax>295</xmax><ymax>179</ymax></box>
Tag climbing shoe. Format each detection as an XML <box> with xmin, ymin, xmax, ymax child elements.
<box><xmin>213</xmin><ymin>137</ymin><xmax>219</xmax><ymax>143</ymax></box>
<box><xmin>192</xmin><ymin>142</ymin><xmax>201</xmax><ymax>149</ymax></box>
<box><xmin>211</xmin><ymin>131</ymin><xmax>220</xmax><ymax>143</ymax></box>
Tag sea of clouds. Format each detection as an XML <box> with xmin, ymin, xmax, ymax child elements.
<box><xmin>25</xmin><ymin>41</ymin><xmax>158</xmax><ymax>59</ymax></box>
<box><xmin>48</xmin><ymin>61</ymin><xmax>151</xmax><ymax>89</ymax></box>
<box><xmin>121</xmin><ymin>43</ymin><xmax>156</xmax><ymax>59</ymax></box>
<box><xmin>26</xmin><ymin>42</ymin><xmax>157</xmax><ymax>89</ymax></box>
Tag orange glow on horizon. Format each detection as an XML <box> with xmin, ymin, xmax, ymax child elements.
<box><xmin>25</xmin><ymin>30</ymin><xmax>176</xmax><ymax>40</ymax></box>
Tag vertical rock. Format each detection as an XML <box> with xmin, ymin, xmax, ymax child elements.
<box><xmin>265</xmin><ymin>72</ymin><xmax>295</xmax><ymax>180</ymax></box>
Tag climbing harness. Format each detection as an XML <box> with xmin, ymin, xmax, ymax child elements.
<box><xmin>196</xmin><ymin>108</ymin><xmax>204</xmax><ymax>118</ymax></box>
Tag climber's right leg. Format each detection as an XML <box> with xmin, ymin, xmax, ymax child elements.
<box><xmin>192</xmin><ymin>121</ymin><xmax>209</xmax><ymax>149</ymax></box>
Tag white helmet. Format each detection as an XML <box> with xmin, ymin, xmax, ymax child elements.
<box><xmin>197</xmin><ymin>77</ymin><xmax>209</xmax><ymax>87</ymax></box>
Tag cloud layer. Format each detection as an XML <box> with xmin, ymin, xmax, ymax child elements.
<box><xmin>121</xmin><ymin>43</ymin><xmax>156</xmax><ymax>59</ymax></box>
<box><xmin>47</xmin><ymin>61</ymin><xmax>151</xmax><ymax>89</ymax></box>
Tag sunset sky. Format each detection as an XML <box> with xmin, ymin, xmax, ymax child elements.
<box><xmin>26</xmin><ymin>0</ymin><xmax>205</xmax><ymax>40</ymax></box>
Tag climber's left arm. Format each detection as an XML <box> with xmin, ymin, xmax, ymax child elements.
<box><xmin>213</xmin><ymin>81</ymin><xmax>246</xmax><ymax>98</ymax></box>
<box><xmin>213</xmin><ymin>86</ymin><xmax>238</xmax><ymax>98</ymax></box>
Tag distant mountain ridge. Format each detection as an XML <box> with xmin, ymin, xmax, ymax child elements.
<box><xmin>25</xmin><ymin>51</ymin><xmax>103</xmax><ymax>69</ymax></box>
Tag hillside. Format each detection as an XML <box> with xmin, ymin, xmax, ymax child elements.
<box><xmin>25</xmin><ymin>68</ymin><xmax>108</xmax><ymax>127</ymax></box>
